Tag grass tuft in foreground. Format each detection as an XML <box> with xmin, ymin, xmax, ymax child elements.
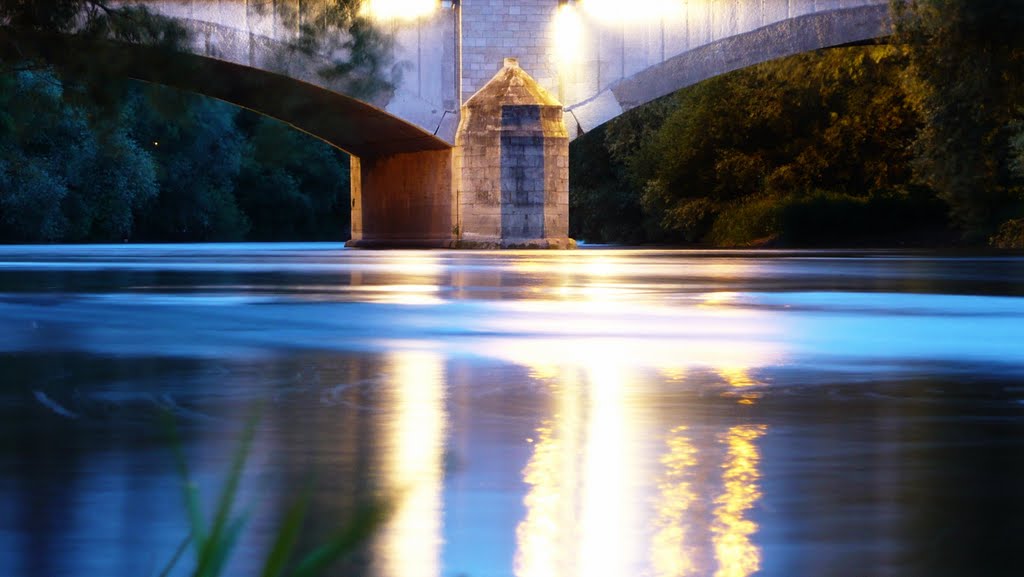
<box><xmin>160</xmin><ymin>413</ymin><xmax>390</xmax><ymax>577</ymax></box>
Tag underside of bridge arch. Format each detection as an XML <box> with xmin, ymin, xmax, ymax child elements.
<box><xmin>1</xmin><ymin>30</ymin><xmax>457</xmax><ymax>247</ymax></box>
<box><xmin>1</xmin><ymin>31</ymin><xmax>450</xmax><ymax>157</ymax></box>
<box><xmin>565</xmin><ymin>4</ymin><xmax>893</xmax><ymax>138</ymax></box>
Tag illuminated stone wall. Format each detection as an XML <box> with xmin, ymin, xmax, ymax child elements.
<box><xmin>348</xmin><ymin>150</ymin><xmax>455</xmax><ymax>247</ymax></box>
<box><xmin>140</xmin><ymin>0</ymin><xmax>458</xmax><ymax>142</ymax></box>
<box><xmin>459</xmin><ymin>0</ymin><xmax>560</xmax><ymax>104</ymax></box>
<box><xmin>454</xmin><ymin>58</ymin><xmax>571</xmax><ymax>248</ymax></box>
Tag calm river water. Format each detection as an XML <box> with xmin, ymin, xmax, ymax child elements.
<box><xmin>1</xmin><ymin>244</ymin><xmax>1023</xmax><ymax>577</ymax></box>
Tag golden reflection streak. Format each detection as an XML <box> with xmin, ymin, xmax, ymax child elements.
<box><xmin>712</xmin><ymin>425</ymin><xmax>767</xmax><ymax>577</ymax></box>
<box><xmin>362</xmin><ymin>284</ymin><xmax>443</xmax><ymax>306</ymax></box>
<box><xmin>700</xmin><ymin>292</ymin><xmax>741</xmax><ymax>308</ymax></box>
<box><xmin>370</xmin><ymin>253</ymin><xmax>444</xmax><ymax>305</ymax></box>
<box><xmin>515</xmin><ymin>368</ymin><xmax>582</xmax><ymax>577</ymax></box>
<box><xmin>359</xmin><ymin>0</ymin><xmax>438</xmax><ymax>21</ymax></box>
<box><xmin>579</xmin><ymin>361</ymin><xmax>635</xmax><ymax>577</ymax></box>
<box><xmin>718</xmin><ymin>367</ymin><xmax>755</xmax><ymax>388</ymax></box>
<box><xmin>505</xmin><ymin>251</ymin><xmax>776</xmax><ymax>577</ymax></box>
<box><xmin>660</xmin><ymin>366</ymin><xmax>687</xmax><ymax>382</ymax></box>
<box><xmin>376</xmin><ymin>350</ymin><xmax>447</xmax><ymax>577</ymax></box>
<box><xmin>652</xmin><ymin>425</ymin><xmax>699</xmax><ymax>577</ymax></box>
<box><xmin>516</xmin><ymin>424</ymin><xmax>559</xmax><ymax>577</ymax></box>
<box><xmin>383</xmin><ymin>252</ymin><xmax>444</xmax><ymax>277</ymax></box>
<box><xmin>718</xmin><ymin>367</ymin><xmax>761</xmax><ymax>405</ymax></box>
<box><xmin>517</xmin><ymin>360</ymin><xmax>642</xmax><ymax>577</ymax></box>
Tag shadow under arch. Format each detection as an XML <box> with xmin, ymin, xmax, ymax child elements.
<box><xmin>0</xmin><ymin>31</ymin><xmax>452</xmax><ymax>158</ymax></box>
<box><xmin>566</xmin><ymin>3</ymin><xmax>893</xmax><ymax>138</ymax></box>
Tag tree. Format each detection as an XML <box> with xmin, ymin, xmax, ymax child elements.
<box><xmin>0</xmin><ymin>1</ymin><xmax>391</xmax><ymax>243</ymax></box>
<box><xmin>130</xmin><ymin>86</ymin><xmax>248</xmax><ymax>241</ymax></box>
<box><xmin>637</xmin><ymin>47</ymin><xmax>920</xmax><ymax>244</ymax></box>
<box><xmin>235</xmin><ymin>114</ymin><xmax>350</xmax><ymax>241</ymax></box>
<box><xmin>0</xmin><ymin>69</ymin><xmax>157</xmax><ymax>242</ymax></box>
<box><xmin>569</xmin><ymin>124</ymin><xmax>648</xmax><ymax>244</ymax></box>
<box><xmin>892</xmin><ymin>0</ymin><xmax>1024</xmax><ymax>241</ymax></box>
<box><xmin>569</xmin><ymin>46</ymin><xmax>938</xmax><ymax>246</ymax></box>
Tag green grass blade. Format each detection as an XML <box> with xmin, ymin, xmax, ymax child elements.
<box><xmin>156</xmin><ymin>535</ymin><xmax>191</xmax><ymax>577</ymax></box>
<box><xmin>289</xmin><ymin>500</ymin><xmax>391</xmax><ymax>577</ymax></box>
<box><xmin>193</xmin><ymin>412</ymin><xmax>260</xmax><ymax>576</ymax></box>
<box><xmin>163</xmin><ymin>412</ymin><xmax>207</xmax><ymax>545</ymax></box>
<box><xmin>259</xmin><ymin>488</ymin><xmax>312</xmax><ymax>577</ymax></box>
<box><xmin>197</xmin><ymin>513</ymin><xmax>249</xmax><ymax>577</ymax></box>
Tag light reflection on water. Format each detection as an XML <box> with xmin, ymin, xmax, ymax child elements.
<box><xmin>653</xmin><ymin>425</ymin><xmax>700</xmax><ymax>577</ymax></box>
<box><xmin>712</xmin><ymin>425</ymin><xmax>766</xmax><ymax>577</ymax></box>
<box><xmin>376</xmin><ymin>350</ymin><xmax>447</xmax><ymax>577</ymax></box>
<box><xmin>0</xmin><ymin>245</ymin><xmax>1023</xmax><ymax>577</ymax></box>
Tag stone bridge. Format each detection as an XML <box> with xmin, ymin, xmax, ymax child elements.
<box><xmin>127</xmin><ymin>0</ymin><xmax>893</xmax><ymax>247</ymax></box>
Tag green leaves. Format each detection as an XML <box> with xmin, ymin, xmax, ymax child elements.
<box><xmin>162</xmin><ymin>413</ymin><xmax>389</xmax><ymax>577</ymax></box>
<box><xmin>234</xmin><ymin>116</ymin><xmax>349</xmax><ymax>241</ymax></box>
<box><xmin>892</xmin><ymin>0</ymin><xmax>1024</xmax><ymax>240</ymax></box>
<box><xmin>570</xmin><ymin>45</ymin><xmax>935</xmax><ymax>246</ymax></box>
<box><xmin>0</xmin><ymin>67</ymin><xmax>351</xmax><ymax>243</ymax></box>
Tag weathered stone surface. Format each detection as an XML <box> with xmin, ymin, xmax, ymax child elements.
<box><xmin>454</xmin><ymin>58</ymin><xmax>573</xmax><ymax>248</ymax></box>
<box><xmin>347</xmin><ymin>149</ymin><xmax>455</xmax><ymax>248</ymax></box>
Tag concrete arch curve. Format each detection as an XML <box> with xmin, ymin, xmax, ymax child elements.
<box><xmin>565</xmin><ymin>4</ymin><xmax>892</xmax><ymax>138</ymax></box>
<box><xmin>3</xmin><ymin>30</ymin><xmax>450</xmax><ymax>158</ymax></box>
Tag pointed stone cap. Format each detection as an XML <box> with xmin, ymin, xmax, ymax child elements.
<box><xmin>464</xmin><ymin>57</ymin><xmax>562</xmax><ymax>108</ymax></box>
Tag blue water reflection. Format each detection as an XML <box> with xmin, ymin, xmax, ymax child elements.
<box><xmin>0</xmin><ymin>244</ymin><xmax>1022</xmax><ymax>577</ymax></box>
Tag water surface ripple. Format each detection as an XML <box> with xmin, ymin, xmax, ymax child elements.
<box><xmin>1</xmin><ymin>244</ymin><xmax>1022</xmax><ymax>577</ymax></box>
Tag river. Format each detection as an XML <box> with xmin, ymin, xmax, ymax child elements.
<box><xmin>1</xmin><ymin>244</ymin><xmax>1023</xmax><ymax>577</ymax></box>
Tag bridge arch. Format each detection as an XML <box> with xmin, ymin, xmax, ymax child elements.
<box><xmin>564</xmin><ymin>4</ymin><xmax>892</xmax><ymax>138</ymax></box>
<box><xmin>1</xmin><ymin>25</ymin><xmax>457</xmax><ymax>246</ymax></box>
<box><xmin>4</xmin><ymin>27</ymin><xmax>450</xmax><ymax>158</ymax></box>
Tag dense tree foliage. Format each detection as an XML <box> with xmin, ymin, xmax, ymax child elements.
<box><xmin>571</xmin><ymin>1</ymin><xmax>1024</xmax><ymax>248</ymax></box>
<box><xmin>235</xmin><ymin>115</ymin><xmax>349</xmax><ymax>241</ymax></box>
<box><xmin>0</xmin><ymin>0</ymin><xmax>391</xmax><ymax>244</ymax></box>
<box><xmin>572</xmin><ymin>46</ymin><xmax>947</xmax><ymax>246</ymax></box>
<box><xmin>0</xmin><ymin>72</ymin><xmax>350</xmax><ymax>243</ymax></box>
<box><xmin>892</xmin><ymin>0</ymin><xmax>1024</xmax><ymax>245</ymax></box>
<box><xmin>0</xmin><ymin>70</ymin><xmax>157</xmax><ymax>242</ymax></box>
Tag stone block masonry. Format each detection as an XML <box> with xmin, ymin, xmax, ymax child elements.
<box><xmin>459</xmin><ymin>0</ymin><xmax>561</xmax><ymax>104</ymax></box>
<box><xmin>454</xmin><ymin>58</ymin><xmax>574</xmax><ymax>249</ymax></box>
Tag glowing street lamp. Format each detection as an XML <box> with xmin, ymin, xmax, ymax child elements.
<box><xmin>359</xmin><ymin>0</ymin><xmax>440</xmax><ymax>21</ymax></box>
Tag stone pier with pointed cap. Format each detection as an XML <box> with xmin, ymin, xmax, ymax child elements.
<box><xmin>453</xmin><ymin>58</ymin><xmax>574</xmax><ymax>249</ymax></box>
<box><xmin>347</xmin><ymin>57</ymin><xmax>573</xmax><ymax>249</ymax></box>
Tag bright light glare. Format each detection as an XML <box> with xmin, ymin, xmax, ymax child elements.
<box><xmin>360</xmin><ymin>0</ymin><xmax>438</xmax><ymax>21</ymax></box>
<box><xmin>580</xmin><ymin>0</ymin><xmax>685</xmax><ymax>23</ymax></box>
<box><xmin>712</xmin><ymin>425</ymin><xmax>766</xmax><ymax>577</ymax></box>
<box><xmin>579</xmin><ymin>360</ymin><xmax>635</xmax><ymax>577</ymax></box>
<box><xmin>652</xmin><ymin>426</ymin><xmax>699</xmax><ymax>577</ymax></box>
<box><xmin>553</xmin><ymin>4</ymin><xmax>584</xmax><ymax>68</ymax></box>
<box><xmin>376</xmin><ymin>350</ymin><xmax>447</xmax><ymax>577</ymax></box>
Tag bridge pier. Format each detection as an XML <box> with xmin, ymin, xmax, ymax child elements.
<box><xmin>349</xmin><ymin>58</ymin><xmax>574</xmax><ymax>250</ymax></box>
<box><xmin>346</xmin><ymin>150</ymin><xmax>456</xmax><ymax>248</ymax></box>
<box><xmin>452</xmin><ymin>58</ymin><xmax>574</xmax><ymax>249</ymax></box>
